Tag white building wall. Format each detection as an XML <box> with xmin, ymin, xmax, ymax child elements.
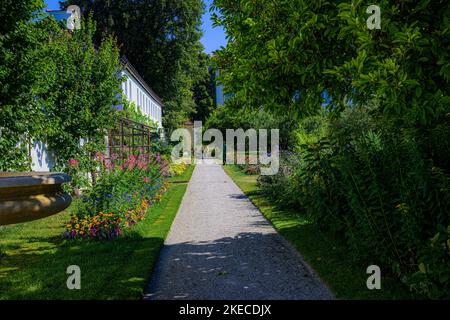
<box><xmin>121</xmin><ymin>69</ymin><xmax>163</xmax><ymax>128</ymax></box>
<box><xmin>30</xmin><ymin>141</ymin><xmax>55</xmax><ymax>172</ymax></box>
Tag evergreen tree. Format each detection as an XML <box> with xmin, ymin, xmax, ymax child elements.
<box><xmin>0</xmin><ymin>0</ymin><xmax>48</xmax><ymax>170</ymax></box>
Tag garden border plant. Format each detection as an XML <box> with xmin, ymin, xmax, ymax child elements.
<box><xmin>63</xmin><ymin>151</ymin><xmax>171</xmax><ymax>240</ymax></box>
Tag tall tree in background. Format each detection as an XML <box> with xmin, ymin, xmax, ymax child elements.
<box><xmin>212</xmin><ymin>0</ymin><xmax>450</xmax><ymax>124</ymax></box>
<box><xmin>42</xmin><ymin>18</ymin><xmax>122</xmax><ymax>169</ymax></box>
<box><xmin>63</xmin><ymin>0</ymin><xmax>209</xmax><ymax>130</ymax></box>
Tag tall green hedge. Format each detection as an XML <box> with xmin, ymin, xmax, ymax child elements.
<box><xmin>0</xmin><ymin>1</ymin><xmax>121</xmax><ymax>171</ymax></box>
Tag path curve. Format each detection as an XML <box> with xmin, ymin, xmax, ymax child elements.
<box><xmin>144</xmin><ymin>163</ymin><xmax>334</xmax><ymax>300</ymax></box>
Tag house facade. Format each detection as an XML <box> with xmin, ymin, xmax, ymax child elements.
<box><xmin>120</xmin><ymin>57</ymin><xmax>163</xmax><ymax>128</ymax></box>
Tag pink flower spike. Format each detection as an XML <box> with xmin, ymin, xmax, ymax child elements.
<box><xmin>69</xmin><ymin>158</ymin><xmax>79</xmax><ymax>167</ymax></box>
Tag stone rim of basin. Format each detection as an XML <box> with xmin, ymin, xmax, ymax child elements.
<box><xmin>0</xmin><ymin>172</ymin><xmax>71</xmax><ymax>188</ymax></box>
<box><xmin>0</xmin><ymin>172</ymin><xmax>72</xmax><ymax>226</ymax></box>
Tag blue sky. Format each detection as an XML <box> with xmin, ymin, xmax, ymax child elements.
<box><xmin>44</xmin><ymin>0</ymin><xmax>227</xmax><ymax>55</ymax></box>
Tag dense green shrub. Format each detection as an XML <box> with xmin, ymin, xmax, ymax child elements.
<box><xmin>212</xmin><ymin>0</ymin><xmax>450</xmax><ymax>124</ymax></box>
<box><xmin>205</xmin><ymin>99</ymin><xmax>299</xmax><ymax>150</ymax></box>
<box><xmin>258</xmin><ymin>106</ymin><xmax>450</xmax><ymax>298</ymax></box>
<box><xmin>0</xmin><ymin>2</ymin><xmax>122</xmax><ymax>172</ymax></box>
<box><xmin>257</xmin><ymin>151</ymin><xmax>301</xmax><ymax>209</ymax></box>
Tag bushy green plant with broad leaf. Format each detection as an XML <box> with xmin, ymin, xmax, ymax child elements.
<box><xmin>258</xmin><ymin>107</ymin><xmax>450</xmax><ymax>298</ymax></box>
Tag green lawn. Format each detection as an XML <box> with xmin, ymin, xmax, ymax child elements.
<box><xmin>167</xmin><ymin>164</ymin><xmax>195</xmax><ymax>183</ymax></box>
<box><xmin>0</xmin><ymin>182</ymin><xmax>188</xmax><ymax>300</ymax></box>
<box><xmin>224</xmin><ymin>165</ymin><xmax>420</xmax><ymax>300</ymax></box>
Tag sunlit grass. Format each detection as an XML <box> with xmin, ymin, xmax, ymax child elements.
<box><xmin>0</xmin><ymin>183</ymin><xmax>188</xmax><ymax>300</ymax></box>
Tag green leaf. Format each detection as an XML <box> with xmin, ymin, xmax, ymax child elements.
<box><xmin>431</xmin><ymin>232</ymin><xmax>440</xmax><ymax>245</ymax></box>
<box><xmin>419</xmin><ymin>263</ymin><xmax>427</xmax><ymax>274</ymax></box>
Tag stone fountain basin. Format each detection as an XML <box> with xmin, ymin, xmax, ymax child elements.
<box><xmin>0</xmin><ymin>172</ymin><xmax>72</xmax><ymax>226</ymax></box>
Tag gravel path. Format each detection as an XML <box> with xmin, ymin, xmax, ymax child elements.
<box><xmin>144</xmin><ymin>162</ymin><xmax>334</xmax><ymax>300</ymax></box>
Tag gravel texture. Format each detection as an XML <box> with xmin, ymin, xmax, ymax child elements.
<box><xmin>144</xmin><ymin>162</ymin><xmax>334</xmax><ymax>300</ymax></box>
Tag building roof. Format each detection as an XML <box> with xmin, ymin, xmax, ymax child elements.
<box><xmin>120</xmin><ymin>56</ymin><xmax>164</xmax><ymax>107</ymax></box>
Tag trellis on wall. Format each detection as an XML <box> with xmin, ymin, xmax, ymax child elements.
<box><xmin>107</xmin><ymin>118</ymin><xmax>157</xmax><ymax>162</ymax></box>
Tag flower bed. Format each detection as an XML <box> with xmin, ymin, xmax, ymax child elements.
<box><xmin>167</xmin><ymin>161</ymin><xmax>188</xmax><ymax>177</ymax></box>
<box><xmin>63</xmin><ymin>152</ymin><xmax>170</xmax><ymax>240</ymax></box>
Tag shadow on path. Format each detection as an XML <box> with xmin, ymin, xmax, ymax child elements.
<box><xmin>145</xmin><ymin>231</ymin><xmax>333</xmax><ymax>300</ymax></box>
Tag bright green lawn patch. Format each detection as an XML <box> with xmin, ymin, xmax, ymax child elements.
<box><xmin>0</xmin><ymin>183</ymin><xmax>188</xmax><ymax>300</ymax></box>
<box><xmin>224</xmin><ymin>165</ymin><xmax>420</xmax><ymax>300</ymax></box>
<box><xmin>167</xmin><ymin>164</ymin><xmax>195</xmax><ymax>183</ymax></box>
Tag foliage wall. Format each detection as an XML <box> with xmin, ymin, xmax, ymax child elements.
<box><xmin>64</xmin><ymin>0</ymin><xmax>214</xmax><ymax>130</ymax></box>
<box><xmin>0</xmin><ymin>0</ymin><xmax>48</xmax><ymax>170</ymax></box>
<box><xmin>211</xmin><ymin>0</ymin><xmax>450</xmax><ymax>298</ymax></box>
<box><xmin>212</xmin><ymin>0</ymin><xmax>450</xmax><ymax>124</ymax></box>
<box><xmin>0</xmin><ymin>1</ymin><xmax>122</xmax><ymax>172</ymax></box>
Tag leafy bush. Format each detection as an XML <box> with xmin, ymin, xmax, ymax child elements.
<box><xmin>205</xmin><ymin>99</ymin><xmax>298</xmax><ymax>150</ymax></box>
<box><xmin>235</xmin><ymin>155</ymin><xmax>261</xmax><ymax>175</ymax></box>
<box><xmin>406</xmin><ymin>227</ymin><xmax>450</xmax><ymax>298</ymax></box>
<box><xmin>63</xmin><ymin>152</ymin><xmax>169</xmax><ymax>240</ymax></box>
<box><xmin>0</xmin><ymin>7</ymin><xmax>122</xmax><ymax>172</ymax></box>
<box><xmin>257</xmin><ymin>151</ymin><xmax>301</xmax><ymax>209</ymax></box>
<box><xmin>120</xmin><ymin>100</ymin><xmax>159</xmax><ymax>128</ymax></box>
<box><xmin>258</xmin><ymin>106</ymin><xmax>450</xmax><ymax>298</ymax></box>
<box><xmin>151</xmin><ymin>139</ymin><xmax>173</xmax><ymax>157</ymax></box>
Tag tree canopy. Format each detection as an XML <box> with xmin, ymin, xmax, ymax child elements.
<box><xmin>64</xmin><ymin>0</ymin><xmax>212</xmax><ymax>130</ymax></box>
<box><xmin>212</xmin><ymin>0</ymin><xmax>450</xmax><ymax>124</ymax></box>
